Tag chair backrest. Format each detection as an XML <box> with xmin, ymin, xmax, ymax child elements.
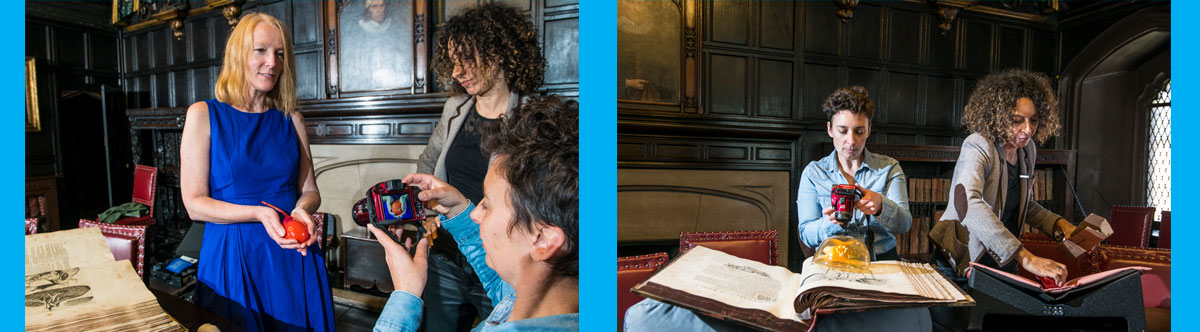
<box><xmin>680</xmin><ymin>230</ymin><xmax>779</xmax><ymax>266</ymax></box>
<box><xmin>617</xmin><ymin>252</ymin><xmax>669</xmax><ymax>330</ymax></box>
<box><xmin>1107</xmin><ymin>205</ymin><xmax>1155</xmax><ymax>247</ymax></box>
<box><xmin>131</xmin><ymin>165</ymin><xmax>157</xmax><ymax>214</ymax></box>
<box><xmin>312</xmin><ymin>213</ymin><xmax>327</xmax><ymax>250</ymax></box>
<box><xmin>25</xmin><ymin>218</ymin><xmax>39</xmax><ymax>235</ymax></box>
<box><xmin>1096</xmin><ymin>244</ymin><xmax>1171</xmax><ymax>309</ymax></box>
<box><xmin>1156</xmin><ymin>211</ymin><xmax>1170</xmax><ymax>249</ymax></box>
<box><xmin>78</xmin><ymin>219</ymin><xmax>149</xmax><ymax>278</ymax></box>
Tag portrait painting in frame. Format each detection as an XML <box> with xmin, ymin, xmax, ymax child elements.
<box><xmin>338</xmin><ymin>0</ymin><xmax>414</xmax><ymax>93</ymax></box>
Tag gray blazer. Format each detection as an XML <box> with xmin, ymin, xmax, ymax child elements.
<box><xmin>942</xmin><ymin>133</ymin><xmax>1062</xmax><ymax>267</ymax></box>
<box><xmin>417</xmin><ymin>92</ymin><xmax>523</xmax><ymax>179</ymax></box>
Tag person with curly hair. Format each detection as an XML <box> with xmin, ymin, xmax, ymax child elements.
<box><xmin>624</xmin><ymin>87</ymin><xmax>930</xmax><ymax>332</ymax></box>
<box><xmin>414</xmin><ymin>3</ymin><xmax>547</xmax><ymax>331</ymax></box>
<box><xmin>941</xmin><ymin>69</ymin><xmax>1077</xmax><ymax>284</ymax></box>
<box><xmin>373</xmin><ymin>96</ymin><xmax>578</xmax><ymax>332</ymax></box>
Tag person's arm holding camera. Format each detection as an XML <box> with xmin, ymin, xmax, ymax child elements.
<box><xmin>404</xmin><ymin>173</ymin><xmax>511</xmax><ymax>306</ymax></box>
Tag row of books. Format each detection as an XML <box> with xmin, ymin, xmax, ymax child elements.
<box><xmin>906</xmin><ymin>170</ymin><xmax>1056</xmax><ymax>203</ymax></box>
<box><xmin>894</xmin><ymin>209</ymin><xmax>940</xmax><ymax>256</ymax></box>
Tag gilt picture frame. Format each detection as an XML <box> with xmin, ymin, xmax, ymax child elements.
<box><xmin>26</xmin><ymin>57</ymin><xmax>41</xmax><ymax>132</ymax></box>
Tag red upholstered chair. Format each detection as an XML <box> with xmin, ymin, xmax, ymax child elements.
<box><xmin>25</xmin><ymin>218</ymin><xmax>38</xmax><ymax>235</ymax></box>
<box><xmin>1107</xmin><ymin>205</ymin><xmax>1155</xmax><ymax>248</ymax></box>
<box><xmin>680</xmin><ymin>230</ymin><xmax>779</xmax><ymax>266</ymax></box>
<box><xmin>113</xmin><ymin>165</ymin><xmax>158</xmax><ymax>226</ymax></box>
<box><xmin>78</xmin><ymin>219</ymin><xmax>149</xmax><ymax>278</ymax></box>
<box><xmin>617</xmin><ymin>252</ymin><xmax>669</xmax><ymax>330</ymax></box>
<box><xmin>1156</xmin><ymin>211</ymin><xmax>1170</xmax><ymax>249</ymax></box>
<box><xmin>1096</xmin><ymin>244</ymin><xmax>1171</xmax><ymax>309</ymax></box>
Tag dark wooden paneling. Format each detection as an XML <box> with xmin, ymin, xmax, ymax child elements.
<box><xmin>152</xmin><ymin>30</ymin><xmax>167</xmax><ymax>69</ymax></box>
<box><xmin>757</xmin><ymin>59</ymin><xmax>792</xmax><ymax>118</ymax></box>
<box><xmin>498</xmin><ymin>0</ymin><xmax>530</xmax><ymax>12</ymax></box>
<box><xmin>1030</xmin><ymin>31</ymin><xmax>1056</xmax><ymax>76</ymax></box>
<box><xmin>546</xmin><ymin>0</ymin><xmax>577</xmax><ymax>8</ymax></box>
<box><xmin>847</xmin><ymin>4</ymin><xmax>882</xmax><ymax>60</ymax></box>
<box><xmin>803</xmin><ymin>1</ymin><xmax>838</xmax><ymax>55</ymax></box>
<box><xmin>27</xmin><ymin>23</ymin><xmax>48</xmax><ymax>59</ymax></box>
<box><xmin>802</xmin><ymin>63</ymin><xmax>838</xmax><ymax>120</ymax></box>
<box><xmin>193</xmin><ymin>67</ymin><xmax>213</xmax><ymax>102</ymax></box>
<box><xmin>846</xmin><ymin>67</ymin><xmax>883</xmax><ymax>118</ymax></box>
<box><xmin>55</xmin><ymin>28</ymin><xmax>87</xmax><ymax>68</ymax></box>
<box><xmin>173</xmin><ymin>70</ymin><xmax>189</xmax><ymax>107</ymax></box>
<box><xmin>760</xmin><ymin>1</ymin><xmax>794</xmax><ymax>51</ymax></box>
<box><xmin>963</xmin><ymin>21</ymin><xmax>991</xmax><ymax>73</ymax></box>
<box><xmin>889</xmin><ymin>9</ymin><xmax>922</xmax><ymax>65</ymax></box>
<box><xmin>138</xmin><ymin>33</ymin><xmax>152</xmax><ymax>70</ymax></box>
<box><xmin>926</xmin><ymin>76</ymin><xmax>956</xmax><ymax>127</ymax></box>
<box><xmin>170</xmin><ymin>28</ymin><xmax>187</xmax><ymax>66</ymax></box>
<box><xmin>996</xmin><ymin>25</ymin><xmax>1025</xmax><ymax>70</ymax></box>
<box><xmin>711</xmin><ymin>0</ymin><xmax>751</xmax><ymax>46</ymax></box>
<box><xmin>618</xmin><ymin>134</ymin><xmax>795</xmax><ymax>170</ymax></box>
<box><xmin>189</xmin><ymin>18</ymin><xmax>211</xmax><ymax>62</ymax></box>
<box><xmin>887</xmin><ymin>71</ymin><xmax>919</xmax><ymax>125</ymax></box>
<box><xmin>708</xmin><ymin>54</ymin><xmax>748</xmax><ymax>115</ymax></box>
<box><xmin>293</xmin><ymin>0</ymin><xmax>322</xmax><ymax>45</ymax></box>
<box><xmin>544</xmin><ymin>18</ymin><xmax>579</xmax><ymax>85</ymax></box>
<box><xmin>928</xmin><ymin>20</ymin><xmax>956</xmax><ymax>68</ymax></box>
<box><xmin>93</xmin><ymin>34</ymin><xmax>119</xmax><ymax>72</ymax></box>
<box><xmin>296</xmin><ymin>52</ymin><xmax>323</xmax><ymax>100</ymax></box>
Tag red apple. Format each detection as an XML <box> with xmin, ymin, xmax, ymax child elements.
<box><xmin>282</xmin><ymin>217</ymin><xmax>310</xmax><ymax>243</ymax></box>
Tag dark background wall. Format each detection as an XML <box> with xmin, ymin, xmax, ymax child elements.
<box><xmin>617</xmin><ymin>0</ymin><xmax>1170</xmax><ymax>269</ymax></box>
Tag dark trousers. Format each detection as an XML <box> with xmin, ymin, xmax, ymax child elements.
<box><xmin>421</xmin><ymin>252</ymin><xmax>493</xmax><ymax>332</ymax></box>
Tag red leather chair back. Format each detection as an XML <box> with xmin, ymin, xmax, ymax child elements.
<box><xmin>1096</xmin><ymin>245</ymin><xmax>1170</xmax><ymax>308</ymax></box>
<box><xmin>617</xmin><ymin>252</ymin><xmax>668</xmax><ymax>330</ymax></box>
<box><xmin>25</xmin><ymin>218</ymin><xmax>38</xmax><ymax>235</ymax></box>
<box><xmin>1107</xmin><ymin>205</ymin><xmax>1154</xmax><ymax>247</ymax></box>
<box><xmin>1157</xmin><ymin>211</ymin><xmax>1170</xmax><ymax>249</ymax></box>
<box><xmin>78</xmin><ymin>219</ymin><xmax>149</xmax><ymax>278</ymax></box>
<box><xmin>131</xmin><ymin>165</ymin><xmax>157</xmax><ymax>214</ymax></box>
<box><xmin>680</xmin><ymin>230</ymin><xmax>779</xmax><ymax>266</ymax></box>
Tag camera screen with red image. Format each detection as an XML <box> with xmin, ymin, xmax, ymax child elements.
<box><xmin>352</xmin><ymin>179</ymin><xmax>427</xmax><ymax>255</ymax></box>
<box><xmin>830</xmin><ymin>184</ymin><xmax>860</xmax><ymax>223</ymax></box>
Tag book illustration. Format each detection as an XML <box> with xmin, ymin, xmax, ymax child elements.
<box><xmin>25</xmin><ymin>285</ymin><xmax>92</xmax><ymax>311</ymax></box>
<box><xmin>802</xmin><ymin>268</ymin><xmax>885</xmax><ymax>287</ymax></box>
<box><xmin>25</xmin><ymin>267</ymin><xmax>79</xmax><ymax>291</ymax></box>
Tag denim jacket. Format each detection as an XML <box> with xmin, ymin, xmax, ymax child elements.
<box><xmin>374</xmin><ymin>203</ymin><xmax>579</xmax><ymax>332</ymax></box>
<box><xmin>796</xmin><ymin>149</ymin><xmax>912</xmax><ymax>257</ymax></box>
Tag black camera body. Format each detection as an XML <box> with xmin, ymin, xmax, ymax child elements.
<box><xmin>352</xmin><ymin>179</ymin><xmax>426</xmax><ymax>255</ymax></box>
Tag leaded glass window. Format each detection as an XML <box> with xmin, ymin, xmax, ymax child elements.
<box><xmin>1147</xmin><ymin>80</ymin><xmax>1170</xmax><ymax>221</ymax></box>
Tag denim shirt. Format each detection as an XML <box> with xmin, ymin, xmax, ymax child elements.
<box><xmin>796</xmin><ymin>149</ymin><xmax>912</xmax><ymax>258</ymax></box>
<box><xmin>374</xmin><ymin>203</ymin><xmax>579</xmax><ymax>332</ymax></box>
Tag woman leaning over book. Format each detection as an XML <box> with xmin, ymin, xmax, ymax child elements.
<box><xmin>940</xmin><ymin>69</ymin><xmax>1078</xmax><ymax>284</ymax></box>
<box><xmin>624</xmin><ymin>87</ymin><xmax>929</xmax><ymax>332</ymax></box>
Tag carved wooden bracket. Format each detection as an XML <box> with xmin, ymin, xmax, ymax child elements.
<box><xmin>150</xmin><ymin>7</ymin><xmax>187</xmax><ymax>40</ymax></box>
<box><xmin>835</xmin><ymin>0</ymin><xmax>859</xmax><ymax>23</ymax></box>
<box><xmin>208</xmin><ymin>0</ymin><xmax>246</xmax><ymax>26</ymax></box>
<box><xmin>933</xmin><ymin>4</ymin><xmax>960</xmax><ymax>35</ymax></box>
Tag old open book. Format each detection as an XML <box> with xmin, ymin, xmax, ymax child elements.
<box><xmin>25</xmin><ymin>227</ymin><xmax>185</xmax><ymax>332</ymax></box>
<box><xmin>632</xmin><ymin>246</ymin><xmax>974</xmax><ymax>331</ymax></box>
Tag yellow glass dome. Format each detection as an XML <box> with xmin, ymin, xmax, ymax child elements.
<box><xmin>813</xmin><ymin>235</ymin><xmax>871</xmax><ymax>273</ymax></box>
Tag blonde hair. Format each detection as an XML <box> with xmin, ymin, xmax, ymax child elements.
<box><xmin>214</xmin><ymin>13</ymin><xmax>297</xmax><ymax>114</ymax></box>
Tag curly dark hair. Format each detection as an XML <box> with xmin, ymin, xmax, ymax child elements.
<box><xmin>822</xmin><ymin>86</ymin><xmax>875</xmax><ymax>121</ymax></box>
<box><xmin>482</xmin><ymin>95</ymin><xmax>578</xmax><ymax>278</ymax></box>
<box><xmin>433</xmin><ymin>2</ymin><xmax>545</xmax><ymax>95</ymax></box>
<box><xmin>962</xmin><ymin>69</ymin><xmax>1061</xmax><ymax>145</ymax></box>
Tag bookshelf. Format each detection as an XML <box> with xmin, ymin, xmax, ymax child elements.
<box><xmin>819</xmin><ymin>143</ymin><xmax>1078</xmax><ymax>261</ymax></box>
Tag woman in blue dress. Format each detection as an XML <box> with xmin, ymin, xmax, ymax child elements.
<box><xmin>180</xmin><ymin>13</ymin><xmax>334</xmax><ymax>331</ymax></box>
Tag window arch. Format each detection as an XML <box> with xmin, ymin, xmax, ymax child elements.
<box><xmin>1146</xmin><ymin>79</ymin><xmax>1170</xmax><ymax>220</ymax></box>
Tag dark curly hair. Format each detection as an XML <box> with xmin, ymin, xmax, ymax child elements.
<box><xmin>822</xmin><ymin>86</ymin><xmax>875</xmax><ymax>121</ymax></box>
<box><xmin>482</xmin><ymin>95</ymin><xmax>578</xmax><ymax>278</ymax></box>
<box><xmin>433</xmin><ymin>2</ymin><xmax>545</xmax><ymax>95</ymax></box>
<box><xmin>962</xmin><ymin>69</ymin><xmax>1061</xmax><ymax>145</ymax></box>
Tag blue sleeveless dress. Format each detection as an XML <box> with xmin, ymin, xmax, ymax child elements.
<box><xmin>195</xmin><ymin>99</ymin><xmax>335</xmax><ymax>331</ymax></box>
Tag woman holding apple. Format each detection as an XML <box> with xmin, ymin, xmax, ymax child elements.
<box><xmin>180</xmin><ymin>13</ymin><xmax>334</xmax><ymax>331</ymax></box>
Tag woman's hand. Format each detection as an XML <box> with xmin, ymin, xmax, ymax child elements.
<box><xmin>1018</xmin><ymin>248</ymin><xmax>1067</xmax><ymax>285</ymax></box>
<box><xmin>367</xmin><ymin>223</ymin><xmax>430</xmax><ymax>297</ymax></box>
<box><xmin>289</xmin><ymin>207</ymin><xmax>320</xmax><ymax>256</ymax></box>
<box><xmin>403</xmin><ymin>173</ymin><xmax>469</xmax><ymax>218</ymax></box>
<box><xmin>854</xmin><ymin>184</ymin><xmax>885</xmax><ymax>216</ymax></box>
<box><xmin>821</xmin><ymin>207</ymin><xmax>847</xmax><ymax>227</ymax></box>
<box><xmin>1056</xmin><ymin>219</ymin><xmax>1078</xmax><ymax>240</ymax></box>
<box><xmin>257</xmin><ymin>206</ymin><xmax>303</xmax><ymax>251</ymax></box>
